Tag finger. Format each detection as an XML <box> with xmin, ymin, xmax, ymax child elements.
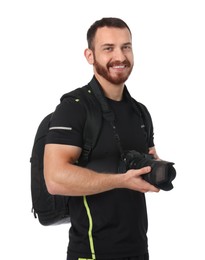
<box><xmin>149</xmin><ymin>184</ymin><xmax>160</xmax><ymax>192</ymax></box>
<box><xmin>142</xmin><ymin>180</ymin><xmax>160</xmax><ymax>193</ymax></box>
<box><xmin>139</xmin><ymin>166</ymin><xmax>152</xmax><ymax>175</ymax></box>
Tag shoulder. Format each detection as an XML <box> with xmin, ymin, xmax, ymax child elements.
<box><xmin>51</xmin><ymin>84</ymin><xmax>102</xmax><ymax>125</ymax></box>
<box><xmin>61</xmin><ymin>85</ymin><xmax>101</xmax><ymax>110</ymax></box>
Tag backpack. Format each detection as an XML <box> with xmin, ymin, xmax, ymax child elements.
<box><xmin>30</xmin><ymin>112</ymin><xmax>70</xmax><ymax>226</ymax></box>
<box><xmin>30</xmin><ymin>76</ymin><xmax>152</xmax><ymax>226</ymax></box>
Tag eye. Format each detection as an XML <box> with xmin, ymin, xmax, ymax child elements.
<box><xmin>103</xmin><ymin>46</ymin><xmax>113</xmax><ymax>52</ymax></box>
<box><xmin>123</xmin><ymin>45</ymin><xmax>132</xmax><ymax>51</ymax></box>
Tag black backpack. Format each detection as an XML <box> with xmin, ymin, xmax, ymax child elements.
<box><xmin>30</xmin><ymin>112</ymin><xmax>71</xmax><ymax>226</ymax></box>
<box><xmin>30</xmin><ymin>77</ymin><xmax>152</xmax><ymax>226</ymax></box>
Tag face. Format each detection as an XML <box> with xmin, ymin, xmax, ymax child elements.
<box><xmin>86</xmin><ymin>27</ymin><xmax>134</xmax><ymax>85</ymax></box>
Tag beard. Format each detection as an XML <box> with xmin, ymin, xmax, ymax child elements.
<box><xmin>93</xmin><ymin>56</ymin><xmax>133</xmax><ymax>85</ymax></box>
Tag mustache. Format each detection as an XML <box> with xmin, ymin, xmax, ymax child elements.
<box><xmin>108</xmin><ymin>60</ymin><xmax>131</xmax><ymax>68</ymax></box>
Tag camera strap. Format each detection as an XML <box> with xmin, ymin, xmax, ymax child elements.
<box><xmin>89</xmin><ymin>78</ymin><xmax>125</xmax><ymax>158</ymax></box>
<box><xmin>109</xmin><ymin>121</ymin><xmax>124</xmax><ymax>158</ymax></box>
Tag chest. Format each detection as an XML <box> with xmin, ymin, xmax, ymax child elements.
<box><xmin>90</xmin><ymin>99</ymin><xmax>148</xmax><ymax>165</ymax></box>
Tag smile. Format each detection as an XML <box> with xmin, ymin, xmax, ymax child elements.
<box><xmin>112</xmin><ymin>65</ymin><xmax>126</xmax><ymax>69</ymax></box>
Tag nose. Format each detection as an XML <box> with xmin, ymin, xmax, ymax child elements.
<box><xmin>112</xmin><ymin>47</ymin><xmax>126</xmax><ymax>61</ymax></box>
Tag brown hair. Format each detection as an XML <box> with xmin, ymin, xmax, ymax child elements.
<box><xmin>87</xmin><ymin>17</ymin><xmax>132</xmax><ymax>49</ymax></box>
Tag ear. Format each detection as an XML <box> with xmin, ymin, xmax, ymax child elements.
<box><xmin>84</xmin><ymin>48</ymin><xmax>94</xmax><ymax>64</ymax></box>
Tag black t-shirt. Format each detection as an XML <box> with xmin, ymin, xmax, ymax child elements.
<box><xmin>46</xmin><ymin>86</ymin><xmax>155</xmax><ymax>259</ymax></box>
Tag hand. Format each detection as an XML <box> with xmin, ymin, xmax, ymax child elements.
<box><xmin>123</xmin><ymin>166</ymin><xmax>160</xmax><ymax>193</ymax></box>
<box><xmin>148</xmin><ymin>146</ymin><xmax>160</xmax><ymax>160</ymax></box>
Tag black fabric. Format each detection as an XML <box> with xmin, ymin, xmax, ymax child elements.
<box><xmin>30</xmin><ymin>113</ymin><xmax>70</xmax><ymax>225</ymax></box>
<box><xmin>46</xmin><ymin>76</ymin><xmax>155</xmax><ymax>258</ymax></box>
<box><xmin>66</xmin><ymin>252</ymin><xmax>149</xmax><ymax>260</ymax></box>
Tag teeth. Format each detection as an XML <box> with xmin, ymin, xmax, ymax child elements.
<box><xmin>113</xmin><ymin>65</ymin><xmax>124</xmax><ymax>68</ymax></box>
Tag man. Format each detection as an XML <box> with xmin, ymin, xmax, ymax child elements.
<box><xmin>44</xmin><ymin>17</ymin><xmax>159</xmax><ymax>260</ymax></box>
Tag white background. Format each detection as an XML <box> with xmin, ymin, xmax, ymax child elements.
<box><xmin>0</xmin><ymin>0</ymin><xmax>205</xmax><ymax>259</ymax></box>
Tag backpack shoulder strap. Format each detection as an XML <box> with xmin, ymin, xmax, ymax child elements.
<box><xmin>60</xmin><ymin>82</ymin><xmax>103</xmax><ymax>165</ymax></box>
<box><xmin>124</xmin><ymin>87</ymin><xmax>153</xmax><ymax>145</ymax></box>
<box><xmin>135</xmin><ymin>100</ymin><xmax>153</xmax><ymax>144</ymax></box>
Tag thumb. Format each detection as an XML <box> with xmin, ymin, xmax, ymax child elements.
<box><xmin>138</xmin><ymin>166</ymin><xmax>152</xmax><ymax>176</ymax></box>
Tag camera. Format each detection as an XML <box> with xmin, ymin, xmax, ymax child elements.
<box><xmin>118</xmin><ymin>150</ymin><xmax>176</xmax><ymax>191</ymax></box>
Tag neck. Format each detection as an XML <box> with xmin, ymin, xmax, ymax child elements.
<box><xmin>94</xmin><ymin>74</ymin><xmax>125</xmax><ymax>101</ymax></box>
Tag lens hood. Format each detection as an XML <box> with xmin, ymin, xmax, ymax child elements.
<box><xmin>142</xmin><ymin>160</ymin><xmax>176</xmax><ymax>191</ymax></box>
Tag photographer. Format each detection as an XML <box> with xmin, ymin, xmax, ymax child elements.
<box><xmin>44</xmin><ymin>17</ymin><xmax>160</xmax><ymax>260</ymax></box>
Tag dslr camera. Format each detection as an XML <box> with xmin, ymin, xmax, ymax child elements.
<box><xmin>119</xmin><ymin>150</ymin><xmax>176</xmax><ymax>191</ymax></box>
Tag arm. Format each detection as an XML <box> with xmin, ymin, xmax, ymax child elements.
<box><xmin>44</xmin><ymin>143</ymin><xmax>159</xmax><ymax>196</ymax></box>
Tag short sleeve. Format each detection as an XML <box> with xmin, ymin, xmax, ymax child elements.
<box><xmin>46</xmin><ymin>97</ymin><xmax>86</xmax><ymax>148</ymax></box>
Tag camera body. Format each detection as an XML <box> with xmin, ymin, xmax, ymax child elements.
<box><xmin>119</xmin><ymin>150</ymin><xmax>176</xmax><ymax>191</ymax></box>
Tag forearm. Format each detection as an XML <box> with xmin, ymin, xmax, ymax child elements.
<box><xmin>45</xmin><ymin>162</ymin><xmax>159</xmax><ymax>196</ymax></box>
<box><xmin>45</xmin><ymin>163</ymin><xmax>123</xmax><ymax>196</ymax></box>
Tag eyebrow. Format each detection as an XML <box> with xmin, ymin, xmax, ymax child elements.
<box><xmin>123</xmin><ymin>42</ymin><xmax>132</xmax><ymax>46</ymax></box>
<box><xmin>101</xmin><ymin>42</ymin><xmax>132</xmax><ymax>48</ymax></box>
